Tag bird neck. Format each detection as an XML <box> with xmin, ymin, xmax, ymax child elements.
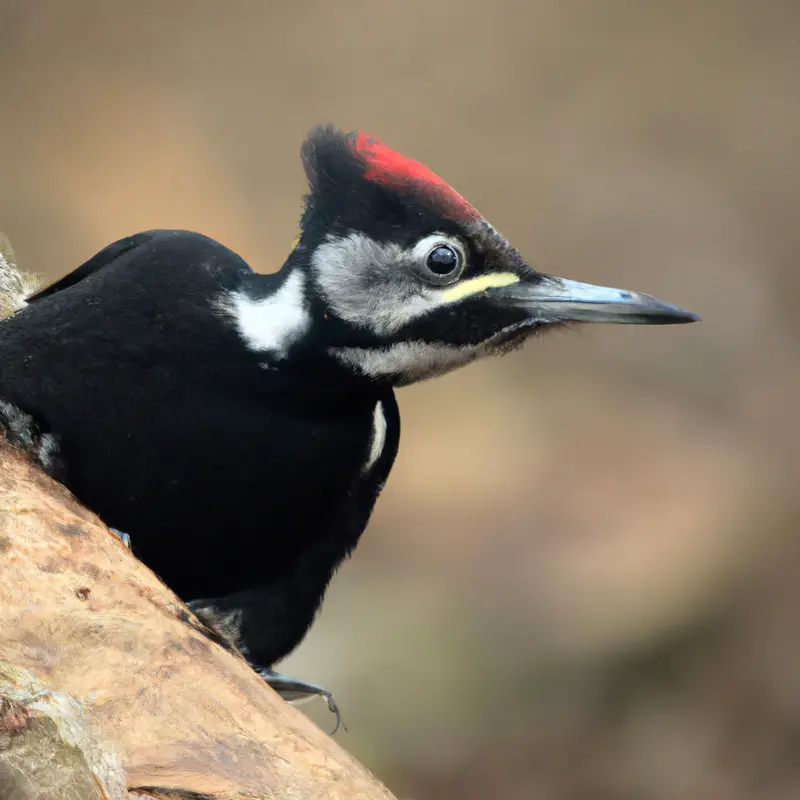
<box><xmin>234</xmin><ymin>261</ymin><xmax>387</xmax><ymax>396</ymax></box>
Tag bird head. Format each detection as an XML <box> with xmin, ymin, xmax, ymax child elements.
<box><xmin>254</xmin><ymin>126</ymin><xmax>698</xmax><ymax>386</ymax></box>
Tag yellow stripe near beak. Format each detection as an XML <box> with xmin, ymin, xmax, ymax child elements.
<box><xmin>439</xmin><ymin>272</ymin><xmax>520</xmax><ymax>303</ymax></box>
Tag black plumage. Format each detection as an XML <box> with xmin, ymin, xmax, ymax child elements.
<box><xmin>1</xmin><ymin>229</ymin><xmax>399</xmax><ymax>669</ymax></box>
<box><xmin>0</xmin><ymin>125</ymin><xmax>697</xmax><ymax>717</ymax></box>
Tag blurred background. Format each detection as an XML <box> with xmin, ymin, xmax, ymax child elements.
<box><xmin>1</xmin><ymin>1</ymin><xmax>798</xmax><ymax>797</ymax></box>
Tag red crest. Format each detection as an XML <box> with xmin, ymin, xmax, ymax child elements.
<box><xmin>352</xmin><ymin>132</ymin><xmax>480</xmax><ymax>221</ymax></box>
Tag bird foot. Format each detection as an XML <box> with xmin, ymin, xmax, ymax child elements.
<box><xmin>110</xmin><ymin>528</ymin><xmax>132</xmax><ymax>549</ymax></box>
<box><xmin>256</xmin><ymin>667</ymin><xmax>345</xmax><ymax>734</ymax></box>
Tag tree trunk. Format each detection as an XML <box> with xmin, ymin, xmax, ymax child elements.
<box><xmin>0</xmin><ymin>435</ymin><xmax>396</xmax><ymax>800</ymax></box>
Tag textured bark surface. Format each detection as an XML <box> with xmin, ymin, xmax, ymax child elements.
<box><xmin>0</xmin><ymin>436</ymin><xmax>396</xmax><ymax>800</ymax></box>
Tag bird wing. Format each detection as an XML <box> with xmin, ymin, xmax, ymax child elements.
<box><xmin>26</xmin><ymin>231</ymin><xmax>161</xmax><ymax>303</ymax></box>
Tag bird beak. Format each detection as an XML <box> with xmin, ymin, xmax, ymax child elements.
<box><xmin>498</xmin><ymin>274</ymin><xmax>700</xmax><ymax>325</ymax></box>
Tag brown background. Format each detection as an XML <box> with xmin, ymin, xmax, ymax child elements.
<box><xmin>1</xmin><ymin>2</ymin><xmax>798</xmax><ymax>798</ymax></box>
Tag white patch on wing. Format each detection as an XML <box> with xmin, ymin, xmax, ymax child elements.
<box><xmin>332</xmin><ymin>341</ymin><xmax>486</xmax><ymax>385</ymax></box>
<box><xmin>223</xmin><ymin>271</ymin><xmax>310</xmax><ymax>358</ymax></box>
<box><xmin>363</xmin><ymin>401</ymin><xmax>387</xmax><ymax>473</ymax></box>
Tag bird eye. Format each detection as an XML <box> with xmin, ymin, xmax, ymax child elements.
<box><xmin>425</xmin><ymin>244</ymin><xmax>461</xmax><ymax>277</ymax></box>
<box><xmin>412</xmin><ymin>236</ymin><xmax>467</xmax><ymax>285</ymax></box>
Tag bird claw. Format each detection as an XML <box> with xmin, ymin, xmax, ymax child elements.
<box><xmin>110</xmin><ymin>528</ymin><xmax>132</xmax><ymax>549</ymax></box>
<box><xmin>256</xmin><ymin>667</ymin><xmax>345</xmax><ymax>735</ymax></box>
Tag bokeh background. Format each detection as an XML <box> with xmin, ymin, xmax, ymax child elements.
<box><xmin>1</xmin><ymin>1</ymin><xmax>798</xmax><ymax>797</ymax></box>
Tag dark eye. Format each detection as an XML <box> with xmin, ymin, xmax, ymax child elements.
<box><xmin>426</xmin><ymin>244</ymin><xmax>461</xmax><ymax>276</ymax></box>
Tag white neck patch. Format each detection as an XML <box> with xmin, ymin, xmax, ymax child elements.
<box><xmin>363</xmin><ymin>400</ymin><xmax>388</xmax><ymax>473</ymax></box>
<box><xmin>332</xmin><ymin>340</ymin><xmax>486</xmax><ymax>385</ymax></box>
<box><xmin>222</xmin><ymin>271</ymin><xmax>311</xmax><ymax>359</ymax></box>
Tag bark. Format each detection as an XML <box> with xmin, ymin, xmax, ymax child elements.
<box><xmin>0</xmin><ymin>435</ymin><xmax>396</xmax><ymax>800</ymax></box>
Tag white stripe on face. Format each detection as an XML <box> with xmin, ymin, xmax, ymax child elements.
<box><xmin>311</xmin><ymin>232</ymin><xmax>519</xmax><ymax>337</ymax></box>
<box><xmin>332</xmin><ymin>340</ymin><xmax>487</xmax><ymax>385</ymax></box>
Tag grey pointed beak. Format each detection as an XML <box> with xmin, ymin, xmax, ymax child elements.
<box><xmin>501</xmin><ymin>275</ymin><xmax>700</xmax><ymax>325</ymax></box>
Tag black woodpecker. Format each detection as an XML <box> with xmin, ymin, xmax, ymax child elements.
<box><xmin>0</xmin><ymin>126</ymin><xmax>698</xmax><ymax>722</ymax></box>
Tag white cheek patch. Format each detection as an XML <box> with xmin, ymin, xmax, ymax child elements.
<box><xmin>312</xmin><ymin>233</ymin><xmax>426</xmax><ymax>335</ymax></box>
<box><xmin>363</xmin><ymin>400</ymin><xmax>387</xmax><ymax>473</ymax></box>
<box><xmin>221</xmin><ymin>271</ymin><xmax>311</xmax><ymax>358</ymax></box>
<box><xmin>312</xmin><ymin>232</ymin><xmax>521</xmax><ymax>337</ymax></box>
<box><xmin>332</xmin><ymin>341</ymin><xmax>486</xmax><ymax>385</ymax></box>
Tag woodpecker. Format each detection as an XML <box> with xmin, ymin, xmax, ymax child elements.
<box><xmin>0</xmin><ymin>126</ymin><xmax>698</xmax><ymax>723</ymax></box>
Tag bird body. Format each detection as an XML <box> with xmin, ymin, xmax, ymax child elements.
<box><xmin>0</xmin><ymin>126</ymin><xmax>697</xmax><ymax>715</ymax></box>
<box><xmin>0</xmin><ymin>229</ymin><xmax>401</xmax><ymax>670</ymax></box>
